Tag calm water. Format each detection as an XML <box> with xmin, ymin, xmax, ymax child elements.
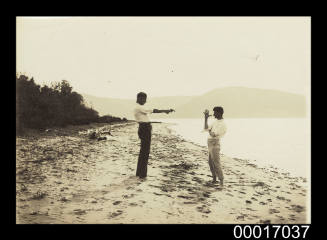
<box><xmin>156</xmin><ymin>118</ymin><xmax>310</xmax><ymax>178</ymax></box>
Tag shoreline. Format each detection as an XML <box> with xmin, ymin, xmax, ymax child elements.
<box><xmin>16</xmin><ymin>122</ymin><xmax>309</xmax><ymax>224</ymax></box>
<box><xmin>168</xmin><ymin>127</ymin><xmax>307</xmax><ymax>180</ymax></box>
<box><xmin>158</xmin><ymin>118</ymin><xmax>309</xmax><ymax>179</ymax></box>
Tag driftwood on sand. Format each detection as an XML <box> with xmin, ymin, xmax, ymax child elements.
<box><xmin>88</xmin><ymin>126</ymin><xmax>113</xmax><ymax>140</ymax></box>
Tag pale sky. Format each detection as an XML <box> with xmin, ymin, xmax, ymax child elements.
<box><xmin>16</xmin><ymin>17</ymin><xmax>311</xmax><ymax>99</ymax></box>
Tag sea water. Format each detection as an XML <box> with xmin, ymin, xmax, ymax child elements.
<box><xmin>156</xmin><ymin>118</ymin><xmax>310</xmax><ymax>178</ymax></box>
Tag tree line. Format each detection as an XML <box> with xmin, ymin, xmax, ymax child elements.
<box><xmin>16</xmin><ymin>74</ymin><xmax>127</xmax><ymax>134</ymax></box>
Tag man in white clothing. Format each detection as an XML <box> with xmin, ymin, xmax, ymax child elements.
<box><xmin>204</xmin><ymin>106</ymin><xmax>227</xmax><ymax>186</ymax></box>
<box><xmin>134</xmin><ymin>92</ymin><xmax>174</xmax><ymax>179</ymax></box>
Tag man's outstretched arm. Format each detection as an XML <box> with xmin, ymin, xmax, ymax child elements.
<box><xmin>153</xmin><ymin>109</ymin><xmax>175</xmax><ymax>114</ymax></box>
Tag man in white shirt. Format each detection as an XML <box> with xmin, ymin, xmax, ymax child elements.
<box><xmin>204</xmin><ymin>106</ymin><xmax>227</xmax><ymax>186</ymax></box>
<box><xmin>134</xmin><ymin>92</ymin><xmax>175</xmax><ymax>179</ymax></box>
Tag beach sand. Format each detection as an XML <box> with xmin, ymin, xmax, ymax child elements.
<box><xmin>16</xmin><ymin>122</ymin><xmax>309</xmax><ymax>224</ymax></box>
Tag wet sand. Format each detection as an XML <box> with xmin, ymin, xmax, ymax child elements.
<box><xmin>16</xmin><ymin>122</ymin><xmax>309</xmax><ymax>224</ymax></box>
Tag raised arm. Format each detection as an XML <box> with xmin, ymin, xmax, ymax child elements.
<box><xmin>204</xmin><ymin>109</ymin><xmax>209</xmax><ymax>130</ymax></box>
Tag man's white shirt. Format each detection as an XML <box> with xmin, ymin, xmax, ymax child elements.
<box><xmin>204</xmin><ymin>119</ymin><xmax>227</xmax><ymax>139</ymax></box>
<box><xmin>134</xmin><ymin>103</ymin><xmax>153</xmax><ymax>122</ymax></box>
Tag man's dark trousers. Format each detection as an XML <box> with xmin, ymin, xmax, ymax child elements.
<box><xmin>136</xmin><ymin>122</ymin><xmax>152</xmax><ymax>178</ymax></box>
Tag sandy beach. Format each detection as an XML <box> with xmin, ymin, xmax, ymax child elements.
<box><xmin>16</xmin><ymin>122</ymin><xmax>309</xmax><ymax>224</ymax></box>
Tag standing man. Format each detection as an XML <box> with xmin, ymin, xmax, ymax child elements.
<box><xmin>203</xmin><ymin>107</ymin><xmax>227</xmax><ymax>186</ymax></box>
<box><xmin>134</xmin><ymin>92</ymin><xmax>174</xmax><ymax>179</ymax></box>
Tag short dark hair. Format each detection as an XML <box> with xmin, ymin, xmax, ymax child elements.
<box><xmin>213</xmin><ymin>106</ymin><xmax>224</xmax><ymax>115</ymax></box>
<box><xmin>136</xmin><ymin>92</ymin><xmax>147</xmax><ymax>103</ymax></box>
<box><xmin>137</xmin><ymin>92</ymin><xmax>147</xmax><ymax>99</ymax></box>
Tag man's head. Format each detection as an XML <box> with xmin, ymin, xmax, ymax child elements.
<box><xmin>213</xmin><ymin>106</ymin><xmax>224</xmax><ymax>119</ymax></box>
<box><xmin>136</xmin><ymin>92</ymin><xmax>147</xmax><ymax>105</ymax></box>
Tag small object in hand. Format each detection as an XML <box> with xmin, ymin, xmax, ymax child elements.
<box><xmin>204</xmin><ymin>109</ymin><xmax>210</xmax><ymax>117</ymax></box>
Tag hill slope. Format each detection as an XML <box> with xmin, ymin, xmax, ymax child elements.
<box><xmin>82</xmin><ymin>87</ymin><xmax>306</xmax><ymax>119</ymax></box>
<box><xmin>170</xmin><ymin>87</ymin><xmax>306</xmax><ymax>118</ymax></box>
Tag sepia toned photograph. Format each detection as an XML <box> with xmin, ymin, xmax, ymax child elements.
<box><xmin>16</xmin><ymin>16</ymin><xmax>310</xmax><ymax>224</ymax></box>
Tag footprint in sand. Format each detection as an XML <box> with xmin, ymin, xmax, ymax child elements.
<box><xmin>291</xmin><ymin>205</ymin><xmax>305</xmax><ymax>213</ymax></box>
<box><xmin>123</xmin><ymin>194</ymin><xmax>135</xmax><ymax>199</ymax></box>
<box><xmin>198</xmin><ymin>197</ymin><xmax>207</xmax><ymax>201</ymax></box>
<box><xmin>60</xmin><ymin>196</ymin><xmax>70</xmax><ymax>202</ymax></box>
<box><xmin>160</xmin><ymin>185</ymin><xmax>175</xmax><ymax>193</ymax></box>
<box><xmin>187</xmin><ymin>188</ymin><xmax>195</xmax><ymax>193</ymax></box>
<box><xmin>60</xmin><ymin>187</ymin><xmax>69</xmax><ymax>192</ymax></box>
<box><xmin>108</xmin><ymin>210</ymin><xmax>123</xmax><ymax>218</ymax></box>
<box><xmin>259</xmin><ymin>201</ymin><xmax>267</xmax><ymax>205</ymax></box>
<box><xmin>236</xmin><ymin>215</ymin><xmax>245</xmax><ymax>221</ymax></box>
<box><xmin>196</xmin><ymin>205</ymin><xmax>211</xmax><ymax>214</ymax></box>
<box><xmin>192</xmin><ymin>177</ymin><xmax>203</xmax><ymax>183</ymax></box>
<box><xmin>269</xmin><ymin>209</ymin><xmax>280</xmax><ymax>214</ymax></box>
<box><xmin>113</xmin><ymin>201</ymin><xmax>122</xmax><ymax>205</ymax></box>
<box><xmin>177</xmin><ymin>195</ymin><xmax>194</xmax><ymax>200</ymax></box>
<box><xmin>246</xmin><ymin>207</ymin><xmax>256</xmax><ymax>211</ymax></box>
<box><xmin>276</xmin><ymin>196</ymin><xmax>287</xmax><ymax>201</ymax></box>
<box><xmin>202</xmin><ymin>192</ymin><xmax>211</xmax><ymax>198</ymax></box>
<box><xmin>260</xmin><ymin>219</ymin><xmax>271</xmax><ymax>224</ymax></box>
<box><xmin>204</xmin><ymin>181</ymin><xmax>218</xmax><ymax>187</ymax></box>
<box><xmin>74</xmin><ymin>209</ymin><xmax>87</xmax><ymax>215</ymax></box>
<box><xmin>154</xmin><ymin>192</ymin><xmax>164</xmax><ymax>196</ymax></box>
<box><xmin>214</xmin><ymin>186</ymin><xmax>224</xmax><ymax>191</ymax></box>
